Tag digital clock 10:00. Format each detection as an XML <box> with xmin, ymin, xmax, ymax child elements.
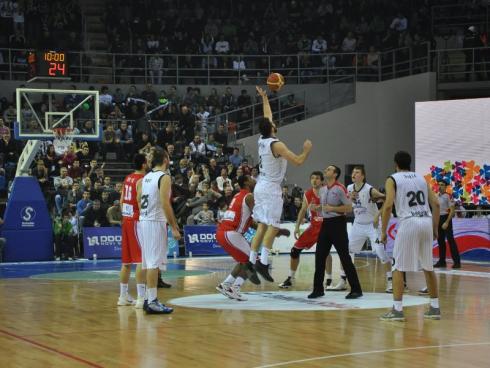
<box><xmin>43</xmin><ymin>52</ymin><xmax>65</xmax><ymax>62</ymax></box>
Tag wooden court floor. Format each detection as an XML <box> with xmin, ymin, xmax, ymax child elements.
<box><xmin>0</xmin><ymin>254</ymin><xmax>489</xmax><ymax>368</ymax></box>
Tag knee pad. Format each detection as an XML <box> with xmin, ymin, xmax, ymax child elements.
<box><xmin>290</xmin><ymin>247</ymin><xmax>302</xmax><ymax>259</ymax></box>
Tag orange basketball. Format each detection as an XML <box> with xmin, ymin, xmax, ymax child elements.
<box><xmin>267</xmin><ymin>72</ymin><xmax>285</xmax><ymax>92</ymax></box>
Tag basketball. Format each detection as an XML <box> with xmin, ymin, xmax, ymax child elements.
<box><xmin>267</xmin><ymin>72</ymin><xmax>285</xmax><ymax>91</ymax></box>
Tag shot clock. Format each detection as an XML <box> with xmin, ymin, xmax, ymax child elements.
<box><xmin>28</xmin><ymin>50</ymin><xmax>69</xmax><ymax>79</ymax></box>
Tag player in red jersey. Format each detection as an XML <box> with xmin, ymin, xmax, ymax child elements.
<box><xmin>117</xmin><ymin>154</ymin><xmax>148</xmax><ymax>308</ymax></box>
<box><xmin>279</xmin><ymin>171</ymin><xmax>333</xmax><ymax>288</ymax></box>
<box><xmin>216</xmin><ymin>175</ymin><xmax>289</xmax><ymax>300</ymax></box>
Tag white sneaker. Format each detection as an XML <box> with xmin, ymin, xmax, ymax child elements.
<box><xmin>216</xmin><ymin>283</ymin><xmax>234</xmax><ymax>299</ymax></box>
<box><xmin>229</xmin><ymin>286</ymin><xmax>247</xmax><ymax>301</ymax></box>
<box><xmin>117</xmin><ymin>294</ymin><xmax>136</xmax><ymax>306</ymax></box>
<box><xmin>385</xmin><ymin>279</ymin><xmax>393</xmax><ymax>293</ymax></box>
<box><xmin>134</xmin><ymin>297</ymin><xmax>145</xmax><ymax>309</ymax></box>
<box><xmin>327</xmin><ymin>278</ymin><xmax>347</xmax><ymax>291</ymax></box>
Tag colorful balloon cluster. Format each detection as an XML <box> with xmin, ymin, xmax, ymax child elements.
<box><xmin>425</xmin><ymin>161</ymin><xmax>490</xmax><ymax>205</ymax></box>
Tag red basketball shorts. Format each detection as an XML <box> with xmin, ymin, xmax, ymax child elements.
<box><xmin>121</xmin><ymin>217</ymin><xmax>142</xmax><ymax>264</ymax></box>
<box><xmin>216</xmin><ymin>230</ymin><xmax>250</xmax><ymax>263</ymax></box>
<box><xmin>294</xmin><ymin>222</ymin><xmax>322</xmax><ymax>250</ymax></box>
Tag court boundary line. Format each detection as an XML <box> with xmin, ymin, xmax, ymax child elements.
<box><xmin>0</xmin><ymin>328</ymin><xmax>104</xmax><ymax>368</ymax></box>
<box><xmin>253</xmin><ymin>341</ymin><xmax>490</xmax><ymax>367</ymax></box>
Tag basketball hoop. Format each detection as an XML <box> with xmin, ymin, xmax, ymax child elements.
<box><xmin>53</xmin><ymin>127</ymin><xmax>75</xmax><ymax>155</ymax></box>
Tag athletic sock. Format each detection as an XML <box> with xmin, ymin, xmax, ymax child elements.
<box><xmin>136</xmin><ymin>284</ymin><xmax>146</xmax><ymax>299</ymax></box>
<box><xmin>430</xmin><ymin>298</ymin><xmax>439</xmax><ymax>309</ymax></box>
<box><xmin>147</xmin><ymin>287</ymin><xmax>157</xmax><ymax>302</ymax></box>
<box><xmin>249</xmin><ymin>250</ymin><xmax>258</xmax><ymax>264</ymax></box>
<box><xmin>394</xmin><ymin>301</ymin><xmax>403</xmax><ymax>312</ymax></box>
<box><xmin>260</xmin><ymin>248</ymin><xmax>270</xmax><ymax>265</ymax></box>
<box><xmin>326</xmin><ymin>273</ymin><xmax>332</xmax><ymax>280</ymax></box>
<box><xmin>289</xmin><ymin>270</ymin><xmax>296</xmax><ymax>278</ymax></box>
<box><xmin>386</xmin><ymin>271</ymin><xmax>392</xmax><ymax>279</ymax></box>
<box><xmin>234</xmin><ymin>277</ymin><xmax>245</xmax><ymax>287</ymax></box>
<box><xmin>120</xmin><ymin>283</ymin><xmax>128</xmax><ymax>297</ymax></box>
<box><xmin>224</xmin><ymin>275</ymin><xmax>236</xmax><ymax>284</ymax></box>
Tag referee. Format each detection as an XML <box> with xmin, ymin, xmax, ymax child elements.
<box><xmin>308</xmin><ymin>165</ymin><xmax>363</xmax><ymax>299</ymax></box>
<box><xmin>434</xmin><ymin>180</ymin><xmax>461</xmax><ymax>269</ymax></box>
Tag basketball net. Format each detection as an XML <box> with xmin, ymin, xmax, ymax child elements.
<box><xmin>53</xmin><ymin>127</ymin><xmax>74</xmax><ymax>155</ymax></box>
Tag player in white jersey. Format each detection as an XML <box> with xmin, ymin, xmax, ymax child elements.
<box><xmin>248</xmin><ymin>86</ymin><xmax>312</xmax><ymax>282</ymax></box>
<box><xmin>380</xmin><ymin>151</ymin><xmax>441</xmax><ymax>322</ymax></box>
<box><xmin>136</xmin><ymin>146</ymin><xmax>181</xmax><ymax>314</ymax></box>
<box><xmin>329</xmin><ymin>166</ymin><xmax>388</xmax><ymax>291</ymax></box>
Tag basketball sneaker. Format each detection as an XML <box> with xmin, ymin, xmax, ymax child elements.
<box><xmin>424</xmin><ymin>306</ymin><xmax>441</xmax><ymax>320</ymax></box>
<box><xmin>279</xmin><ymin>276</ymin><xmax>293</xmax><ymax>289</ymax></box>
<box><xmin>327</xmin><ymin>278</ymin><xmax>347</xmax><ymax>291</ymax></box>
<box><xmin>229</xmin><ymin>286</ymin><xmax>247</xmax><ymax>301</ymax></box>
<box><xmin>117</xmin><ymin>294</ymin><xmax>136</xmax><ymax>306</ymax></box>
<box><xmin>254</xmin><ymin>261</ymin><xmax>274</xmax><ymax>282</ymax></box>
<box><xmin>145</xmin><ymin>299</ymin><xmax>174</xmax><ymax>314</ymax></box>
<box><xmin>245</xmin><ymin>262</ymin><xmax>261</xmax><ymax>285</ymax></box>
<box><xmin>216</xmin><ymin>283</ymin><xmax>234</xmax><ymax>299</ymax></box>
<box><xmin>379</xmin><ymin>308</ymin><xmax>406</xmax><ymax>322</ymax></box>
<box><xmin>134</xmin><ymin>297</ymin><xmax>145</xmax><ymax>309</ymax></box>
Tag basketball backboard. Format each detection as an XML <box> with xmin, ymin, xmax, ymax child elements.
<box><xmin>14</xmin><ymin>88</ymin><xmax>101</xmax><ymax>141</ymax></box>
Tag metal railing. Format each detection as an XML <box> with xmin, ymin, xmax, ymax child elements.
<box><xmin>0</xmin><ymin>43</ymin><xmax>431</xmax><ymax>85</ymax></box>
<box><xmin>431</xmin><ymin>46</ymin><xmax>490</xmax><ymax>82</ymax></box>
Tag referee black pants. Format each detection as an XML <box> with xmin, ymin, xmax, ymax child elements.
<box><xmin>314</xmin><ymin>216</ymin><xmax>362</xmax><ymax>293</ymax></box>
<box><xmin>437</xmin><ymin>215</ymin><xmax>461</xmax><ymax>264</ymax></box>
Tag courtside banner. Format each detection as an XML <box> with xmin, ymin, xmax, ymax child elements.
<box><xmin>83</xmin><ymin>227</ymin><xmax>179</xmax><ymax>259</ymax></box>
<box><xmin>184</xmin><ymin>225</ymin><xmax>227</xmax><ymax>256</ymax></box>
<box><xmin>385</xmin><ymin>218</ymin><xmax>490</xmax><ymax>261</ymax></box>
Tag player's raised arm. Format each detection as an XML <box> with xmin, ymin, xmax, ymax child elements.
<box><xmin>136</xmin><ymin>179</ymin><xmax>142</xmax><ymax>209</ymax></box>
<box><xmin>256</xmin><ymin>86</ymin><xmax>273</xmax><ymax>122</ymax></box>
<box><xmin>272</xmin><ymin>140</ymin><xmax>312</xmax><ymax>166</ymax></box>
<box><xmin>160</xmin><ymin>175</ymin><xmax>181</xmax><ymax>240</ymax></box>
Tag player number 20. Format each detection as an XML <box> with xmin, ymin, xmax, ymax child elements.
<box><xmin>406</xmin><ymin>190</ymin><xmax>425</xmax><ymax>207</ymax></box>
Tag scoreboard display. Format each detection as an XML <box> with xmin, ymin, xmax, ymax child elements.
<box><xmin>28</xmin><ymin>50</ymin><xmax>69</xmax><ymax>78</ymax></box>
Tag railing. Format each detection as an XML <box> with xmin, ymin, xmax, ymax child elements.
<box><xmin>0</xmin><ymin>43</ymin><xmax>431</xmax><ymax>85</ymax></box>
<box><xmin>431</xmin><ymin>46</ymin><xmax>490</xmax><ymax>82</ymax></box>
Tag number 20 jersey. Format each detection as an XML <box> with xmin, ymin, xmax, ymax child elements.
<box><xmin>390</xmin><ymin>171</ymin><xmax>432</xmax><ymax>220</ymax></box>
<box><xmin>139</xmin><ymin>170</ymin><xmax>167</xmax><ymax>222</ymax></box>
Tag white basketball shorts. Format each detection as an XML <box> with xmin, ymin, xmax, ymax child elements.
<box><xmin>349</xmin><ymin>222</ymin><xmax>378</xmax><ymax>253</ymax></box>
<box><xmin>252</xmin><ymin>180</ymin><xmax>283</xmax><ymax>228</ymax></box>
<box><xmin>392</xmin><ymin>217</ymin><xmax>434</xmax><ymax>272</ymax></box>
<box><xmin>137</xmin><ymin>220</ymin><xmax>168</xmax><ymax>269</ymax></box>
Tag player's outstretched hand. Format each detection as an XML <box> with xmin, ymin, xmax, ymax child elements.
<box><xmin>172</xmin><ymin>228</ymin><xmax>182</xmax><ymax>241</ymax></box>
<box><xmin>303</xmin><ymin>139</ymin><xmax>312</xmax><ymax>152</ymax></box>
<box><xmin>256</xmin><ymin>86</ymin><xmax>267</xmax><ymax>98</ymax></box>
<box><xmin>276</xmin><ymin>228</ymin><xmax>291</xmax><ymax>238</ymax></box>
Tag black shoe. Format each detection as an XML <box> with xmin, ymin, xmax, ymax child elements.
<box><xmin>254</xmin><ymin>261</ymin><xmax>274</xmax><ymax>282</ymax></box>
<box><xmin>245</xmin><ymin>262</ymin><xmax>261</xmax><ymax>285</ymax></box>
<box><xmin>279</xmin><ymin>276</ymin><xmax>292</xmax><ymax>288</ymax></box>
<box><xmin>433</xmin><ymin>261</ymin><xmax>447</xmax><ymax>268</ymax></box>
<box><xmin>452</xmin><ymin>263</ymin><xmax>461</xmax><ymax>269</ymax></box>
<box><xmin>326</xmin><ymin>278</ymin><xmax>332</xmax><ymax>287</ymax></box>
<box><xmin>307</xmin><ymin>290</ymin><xmax>325</xmax><ymax>299</ymax></box>
<box><xmin>158</xmin><ymin>279</ymin><xmax>172</xmax><ymax>288</ymax></box>
<box><xmin>345</xmin><ymin>291</ymin><xmax>363</xmax><ymax>299</ymax></box>
<box><xmin>143</xmin><ymin>299</ymin><xmax>148</xmax><ymax>311</ymax></box>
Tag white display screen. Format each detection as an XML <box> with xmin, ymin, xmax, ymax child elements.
<box><xmin>415</xmin><ymin>98</ymin><xmax>490</xmax><ymax>205</ymax></box>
